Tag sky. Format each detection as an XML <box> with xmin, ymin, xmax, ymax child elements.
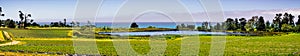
<box><xmin>0</xmin><ymin>0</ymin><xmax>300</xmax><ymax>22</ymax></box>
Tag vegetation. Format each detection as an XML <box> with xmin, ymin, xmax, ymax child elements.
<box><xmin>0</xmin><ymin>6</ymin><xmax>300</xmax><ymax>56</ymax></box>
<box><xmin>130</xmin><ymin>22</ymin><xmax>139</xmax><ymax>28</ymax></box>
<box><xmin>0</xmin><ymin>7</ymin><xmax>78</xmax><ymax>28</ymax></box>
<box><xmin>1</xmin><ymin>29</ymin><xmax>70</xmax><ymax>38</ymax></box>
<box><xmin>0</xmin><ymin>33</ymin><xmax>299</xmax><ymax>55</ymax></box>
<box><xmin>0</xmin><ymin>31</ymin><xmax>14</xmax><ymax>43</ymax></box>
<box><xmin>197</xmin><ymin>12</ymin><xmax>300</xmax><ymax>33</ymax></box>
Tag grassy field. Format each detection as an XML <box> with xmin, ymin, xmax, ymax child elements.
<box><xmin>0</xmin><ymin>33</ymin><xmax>299</xmax><ymax>55</ymax></box>
<box><xmin>1</xmin><ymin>29</ymin><xmax>71</xmax><ymax>38</ymax></box>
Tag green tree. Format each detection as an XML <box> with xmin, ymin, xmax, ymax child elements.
<box><xmin>235</xmin><ymin>18</ymin><xmax>239</xmax><ymax>29</ymax></box>
<box><xmin>31</xmin><ymin>22</ymin><xmax>40</xmax><ymax>27</ymax></box>
<box><xmin>247</xmin><ymin>17</ymin><xmax>257</xmax><ymax>31</ymax></box>
<box><xmin>266</xmin><ymin>21</ymin><xmax>270</xmax><ymax>28</ymax></box>
<box><xmin>64</xmin><ymin>18</ymin><xmax>67</xmax><ymax>27</ymax></box>
<box><xmin>273</xmin><ymin>13</ymin><xmax>282</xmax><ymax>32</ymax></box>
<box><xmin>296</xmin><ymin>15</ymin><xmax>300</xmax><ymax>32</ymax></box>
<box><xmin>225</xmin><ymin>18</ymin><xmax>236</xmax><ymax>30</ymax></box>
<box><xmin>245</xmin><ymin>22</ymin><xmax>253</xmax><ymax>32</ymax></box>
<box><xmin>197</xmin><ymin>26</ymin><xmax>203</xmax><ymax>31</ymax></box>
<box><xmin>282</xmin><ymin>13</ymin><xmax>289</xmax><ymax>24</ymax></box>
<box><xmin>256</xmin><ymin>16</ymin><xmax>265</xmax><ymax>31</ymax></box>
<box><xmin>202</xmin><ymin>22</ymin><xmax>209</xmax><ymax>30</ymax></box>
<box><xmin>265</xmin><ymin>21</ymin><xmax>272</xmax><ymax>31</ymax></box>
<box><xmin>70</xmin><ymin>21</ymin><xmax>75</xmax><ymax>27</ymax></box>
<box><xmin>3</xmin><ymin>19</ymin><xmax>16</xmax><ymax>28</ymax></box>
<box><xmin>214</xmin><ymin>23</ymin><xmax>221</xmax><ymax>30</ymax></box>
<box><xmin>130</xmin><ymin>22</ymin><xmax>139</xmax><ymax>28</ymax></box>
<box><xmin>50</xmin><ymin>22</ymin><xmax>59</xmax><ymax>27</ymax></box>
<box><xmin>296</xmin><ymin>15</ymin><xmax>300</xmax><ymax>25</ymax></box>
<box><xmin>239</xmin><ymin>18</ymin><xmax>247</xmax><ymax>31</ymax></box>
<box><xmin>288</xmin><ymin>14</ymin><xmax>295</xmax><ymax>26</ymax></box>
<box><xmin>147</xmin><ymin>26</ymin><xmax>156</xmax><ymax>28</ymax></box>
<box><xmin>18</xmin><ymin>11</ymin><xmax>32</xmax><ymax>29</ymax></box>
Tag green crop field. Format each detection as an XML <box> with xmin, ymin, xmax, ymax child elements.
<box><xmin>0</xmin><ymin>33</ymin><xmax>299</xmax><ymax>55</ymax></box>
<box><xmin>1</xmin><ymin>29</ymin><xmax>71</xmax><ymax>38</ymax></box>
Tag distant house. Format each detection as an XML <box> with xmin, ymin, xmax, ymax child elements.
<box><xmin>176</xmin><ymin>23</ymin><xmax>196</xmax><ymax>30</ymax></box>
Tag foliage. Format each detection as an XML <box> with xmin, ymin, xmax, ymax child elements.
<box><xmin>281</xmin><ymin>24</ymin><xmax>293</xmax><ymax>32</ymax></box>
<box><xmin>296</xmin><ymin>15</ymin><xmax>300</xmax><ymax>25</ymax></box>
<box><xmin>0</xmin><ymin>34</ymin><xmax>300</xmax><ymax>55</ymax></box>
<box><xmin>256</xmin><ymin>16</ymin><xmax>265</xmax><ymax>31</ymax></box>
<box><xmin>214</xmin><ymin>23</ymin><xmax>222</xmax><ymax>30</ymax></box>
<box><xmin>225</xmin><ymin>18</ymin><xmax>236</xmax><ymax>30</ymax></box>
<box><xmin>147</xmin><ymin>26</ymin><xmax>156</xmax><ymax>28</ymax></box>
<box><xmin>216</xmin><ymin>12</ymin><xmax>300</xmax><ymax>32</ymax></box>
<box><xmin>239</xmin><ymin>18</ymin><xmax>247</xmax><ymax>31</ymax></box>
<box><xmin>130</xmin><ymin>22</ymin><xmax>139</xmax><ymax>28</ymax></box>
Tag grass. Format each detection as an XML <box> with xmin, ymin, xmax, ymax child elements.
<box><xmin>0</xmin><ymin>33</ymin><xmax>299</xmax><ymax>55</ymax></box>
<box><xmin>0</xmin><ymin>31</ymin><xmax>5</xmax><ymax>41</ymax></box>
<box><xmin>1</xmin><ymin>29</ymin><xmax>71</xmax><ymax>38</ymax></box>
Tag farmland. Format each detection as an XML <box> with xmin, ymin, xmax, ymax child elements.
<box><xmin>2</xmin><ymin>29</ymin><xmax>71</xmax><ymax>38</ymax></box>
<box><xmin>0</xmin><ymin>29</ymin><xmax>299</xmax><ymax>55</ymax></box>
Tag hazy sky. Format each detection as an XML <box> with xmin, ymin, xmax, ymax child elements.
<box><xmin>0</xmin><ymin>0</ymin><xmax>300</xmax><ymax>22</ymax></box>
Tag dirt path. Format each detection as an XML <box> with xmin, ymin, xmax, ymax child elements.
<box><xmin>0</xmin><ymin>41</ymin><xmax>20</xmax><ymax>46</ymax></box>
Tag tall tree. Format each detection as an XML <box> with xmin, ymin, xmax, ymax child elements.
<box><xmin>18</xmin><ymin>11</ymin><xmax>32</xmax><ymax>29</ymax></box>
<box><xmin>282</xmin><ymin>13</ymin><xmax>289</xmax><ymax>24</ymax></box>
<box><xmin>288</xmin><ymin>14</ymin><xmax>295</xmax><ymax>26</ymax></box>
<box><xmin>273</xmin><ymin>13</ymin><xmax>282</xmax><ymax>31</ymax></box>
<box><xmin>225</xmin><ymin>18</ymin><xmax>236</xmax><ymax>30</ymax></box>
<box><xmin>19</xmin><ymin>11</ymin><xmax>24</xmax><ymax>22</ymax></box>
<box><xmin>235</xmin><ymin>18</ymin><xmax>239</xmax><ymax>29</ymax></box>
<box><xmin>257</xmin><ymin>16</ymin><xmax>265</xmax><ymax>31</ymax></box>
<box><xmin>0</xmin><ymin>7</ymin><xmax>4</xmax><ymax>16</ymax></box>
<box><xmin>239</xmin><ymin>18</ymin><xmax>247</xmax><ymax>31</ymax></box>
<box><xmin>64</xmin><ymin>18</ymin><xmax>67</xmax><ymax>27</ymax></box>
<box><xmin>296</xmin><ymin>15</ymin><xmax>300</xmax><ymax>32</ymax></box>
<box><xmin>0</xmin><ymin>7</ymin><xmax>5</xmax><ymax>27</ymax></box>
<box><xmin>215</xmin><ymin>23</ymin><xmax>221</xmax><ymax>30</ymax></box>
<box><xmin>247</xmin><ymin>16</ymin><xmax>257</xmax><ymax>31</ymax></box>
<box><xmin>202</xmin><ymin>22</ymin><xmax>210</xmax><ymax>31</ymax></box>
<box><xmin>296</xmin><ymin>15</ymin><xmax>300</xmax><ymax>25</ymax></box>
<box><xmin>266</xmin><ymin>21</ymin><xmax>271</xmax><ymax>29</ymax></box>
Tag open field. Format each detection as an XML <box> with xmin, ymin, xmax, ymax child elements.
<box><xmin>0</xmin><ymin>29</ymin><xmax>71</xmax><ymax>38</ymax></box>
<box><xmin>0</xmin><ymin>33</ymin><xmax>299</xmax><ymax>55</ymax></box>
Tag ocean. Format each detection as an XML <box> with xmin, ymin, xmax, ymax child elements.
<box><xmin>38</xmin><ymin>22</ymin><xmax>219</xmax><ymax>28</ymax></box>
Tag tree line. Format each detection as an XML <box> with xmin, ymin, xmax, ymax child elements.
<box><xmin>0</xmin><ymin>7</ymin><xmax>80</xmax><ymax>28</ymax></box>
<box><xmin>198</xmin><ymin>12</ymin><xmax>300</xmax><ymax>32</ymax></box>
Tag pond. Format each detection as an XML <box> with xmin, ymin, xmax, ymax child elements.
<box><xmin>99</xmin><ymin>31</ymin><xmax>246</xmax><ymax>36</ymax></box>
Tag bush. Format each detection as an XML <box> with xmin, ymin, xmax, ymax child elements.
<box><xmin>281</xmin><ymin>24</ymin><xmax>293</xmax><ymax>32</ymax></box>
